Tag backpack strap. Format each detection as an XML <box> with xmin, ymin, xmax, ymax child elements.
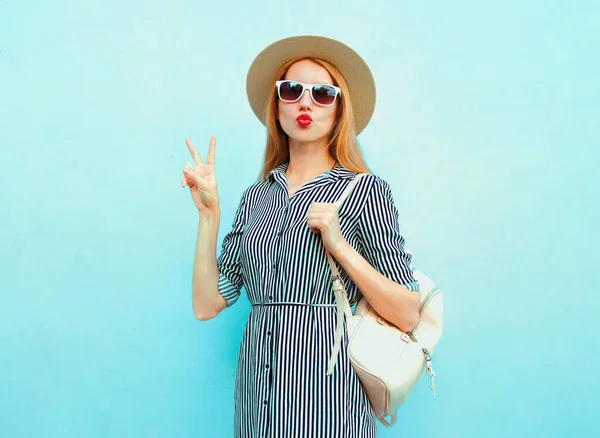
<box><xmin>325</xmin><ymin>173</ymin><xmax>369</xmax><ymax>376</ymax></box>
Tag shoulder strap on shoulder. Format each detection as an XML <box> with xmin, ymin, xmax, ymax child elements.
<box><xmin>334</xmin><ymin>173</ymin><xmax>369</xmax><ymax>209</ymax></box>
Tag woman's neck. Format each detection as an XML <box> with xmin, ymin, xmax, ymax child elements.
<box><xmin>286</xmin><ymin>139</ymin><xmax>337</xmax><ymax>182</ymax></box>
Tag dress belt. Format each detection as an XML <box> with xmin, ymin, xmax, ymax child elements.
<box><xmin>251</xmin><ymin>302</ymin><xmax>336</xmax><ymax>308</ymax></box>
<box><xmin>252</xmin><ymin>298</ymin><xmax>350</xmax><ymax>377</ymax></box>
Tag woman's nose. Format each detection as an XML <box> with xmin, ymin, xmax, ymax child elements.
<box><xmin>298</xmin><ymin>89</ymin><xmax>313</xmax><ymax>108</ymax></box>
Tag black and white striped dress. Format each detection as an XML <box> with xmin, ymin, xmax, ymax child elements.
<box><xmin>216</xmin><ymin>162</ymin><xmax>418</xmax><ymax>438</ymax></box>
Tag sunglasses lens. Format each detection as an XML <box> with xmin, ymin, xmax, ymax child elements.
<box><xmin>279</xmin><ymin>81</ymin><xmax>303</xmax><ymax>102</ymax></box>
<box><xmin>312</xmin><ymin>85</ymin><xmax>337</xmax><ymax>105</ymax></box>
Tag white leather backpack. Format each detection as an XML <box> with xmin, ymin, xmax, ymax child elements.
<box><xmin>324</xmin><ymin>173</ymin><xmax>444</xmax><ymax>427</ymax></box>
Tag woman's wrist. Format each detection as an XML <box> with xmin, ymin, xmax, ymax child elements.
<box><xmin>199</xmin><ymin>207</ymin><xmax>220</xmax><ymax>221</ymax></box>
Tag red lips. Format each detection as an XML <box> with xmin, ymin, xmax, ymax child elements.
<box><xmin>296</xmin><ymin>113</ymin><xmax>312</xmax><ymax>127</ymax></box>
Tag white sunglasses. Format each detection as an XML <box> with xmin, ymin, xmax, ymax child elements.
<box><xmin>275</xmin><ymin>80</ymin><xmax>342</xmax><ymax>106</ymax></box>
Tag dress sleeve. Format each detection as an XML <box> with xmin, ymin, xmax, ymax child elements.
<box><xmin>216</xmin><ymin>187</ymin><xmax>249</xmax><ymax>307</ymax></box>
<box><xmin>358</xmin><ymin>177</ymin><xmax>419</xmax><ymax>292</ymax></box>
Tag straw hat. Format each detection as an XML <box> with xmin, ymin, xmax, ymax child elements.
<box><xmin>246</xmin><ymin>35</ymin><xmax>376</xmax><ymax>135</ymax></box>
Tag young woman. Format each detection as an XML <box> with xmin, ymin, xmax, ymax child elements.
<box><xmin>181</xmin><ymin>35</ymin><xmax>419</xmax><ymax>438</ymax></box>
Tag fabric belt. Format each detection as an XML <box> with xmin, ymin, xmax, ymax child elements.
<box><xmin>251</xmin><ymin>297</ymin><xmax>351</xmax><ymax>376</ymax></box>
<box><xmin>251</xmin><ymin>302</ymin><xmax>336</xmax><ymax>308</ymax></box>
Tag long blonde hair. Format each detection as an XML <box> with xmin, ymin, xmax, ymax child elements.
<box><xmin>257</xmin><ymin>57</ymin><xmax>372</xmax><ymax>181</ymax></box>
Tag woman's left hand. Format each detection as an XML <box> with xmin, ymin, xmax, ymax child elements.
<box><xmin>306</xmin><ymin>202</ymin><xmax>347</xmax><ymax>256</ymax></box>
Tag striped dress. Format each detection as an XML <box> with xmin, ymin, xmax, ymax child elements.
<box><xmin>216</xmin><ymin>162</ymin><xmax>419</xmax><ymax>438</ymax></box>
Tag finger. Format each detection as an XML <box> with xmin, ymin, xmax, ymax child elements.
<box><xmin>183</xmin><ymin>169</ymin><xmax>196</xmax><ymax>186</ymax></box>
<box><xmin>183</xmin><ymin>172</ymin><xmax>196</xmax><ymax>187</ymax></box>
<box><xmin>182</xmin><ymin>170</ymin><xmax>194</xmax><ymax>184</ymax></box>
<box><xmin>307</xmin><ymin>220</ymin><xmax>321</xmax><ymax>233</ymax></box>
<box><xmin>206</xmin><ymin>136</ymin><xmax>216</xmax><ymax>166</ymax></box>
<box><xmin>182</xmin><ymin>163</ymin><xmax>193</xmax><ymax>186</ymax></box>
<box><xmin>309</xmin><ymin>202</ymin><xmax>335</xmax><ymax>211</ymax></box>
<box><xmin>306</xmin><ymin>212</ymin><xmax>325</xmax><ymax>220</ymax></box>
<box><xmin>182</xmin><ymin>164</ymin><xmax>189</xmax><ymax>186</ymax></box>
<box><xmin>183</xmin><ymin>163</ymin><xmax>196</xmax><ymax>176</ymax></box>
<box><xmin>186</xmin><ymin>139</ymin><xmax>203</xmax><ymax>166</ymax></box>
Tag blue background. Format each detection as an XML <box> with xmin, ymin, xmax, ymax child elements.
<box><xmin>1</xmin><ymin>1</ymin><xmax>598</xmax><ymax>437</ymax></box>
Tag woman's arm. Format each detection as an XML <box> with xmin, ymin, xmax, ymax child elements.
<box><xmin>192</xmin><ymin>209</ymin><xmax>227</xmax><ymax>320</ymax></box>
<box><xmin>329</xmin><ymin>241</ymin><xmax>419</xmax><ymax>332</ymax></box>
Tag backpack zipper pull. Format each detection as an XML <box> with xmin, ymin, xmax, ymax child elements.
<box><xmin>407</xmin><ymin>331</ymin><xmax>418</xmax><ymax>342</ymax></box>
<box><xmin>422</xmin><ymin>348</ymin><xmax>436</xmax><ymax>400</ymax></box>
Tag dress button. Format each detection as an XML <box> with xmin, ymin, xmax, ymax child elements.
<box><xmin>268</xmin><ymin>296</ymin><xmax>273</xmax><ymax>301</ymax></box>
<box><xmin>265</xmin><ymin>364</ymin><xmax>270</xmax><ymax>369</ymax></box>
<box><xmin>267</xmin><ymin>330</ymin><xmax>271</xmax><ymax>336</ymax></box>
<box><xmin>272</xmin><ymin>262</ymin><xmax>277</xmax><ymax>270</ymax></box>
<box><xmin>263</xmin><ymin>400</ymin><xmax>268</xmax><ymax>405</ymax></box>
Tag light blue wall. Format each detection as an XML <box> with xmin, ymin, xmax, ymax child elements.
<box><xmin>1</xmin><ymin>1</ymin><xmax>598</xmax><ymax>437</ymax></box>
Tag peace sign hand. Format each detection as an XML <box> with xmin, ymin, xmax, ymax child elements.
<box><xmin>181</xmin><ymin>136</ymin><xmax>219</xmax><ymax>215</ymax></box>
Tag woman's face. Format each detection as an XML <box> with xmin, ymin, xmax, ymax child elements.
<box><xmin>277</xmin><ymin>59</ymin><xmax>339</xmax><ymax>145</ymax></box>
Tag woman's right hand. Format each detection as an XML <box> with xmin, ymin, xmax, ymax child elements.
<box><xmin>181</xmin><ymin>136</ymin><xmax>219</xmax><ymax>215</ymax></box>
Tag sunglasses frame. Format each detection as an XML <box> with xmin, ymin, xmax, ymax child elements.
<box><xmin>275</xmin><ymin>80</ymin><xmax>342</xmax><ymax>106</ymax></box>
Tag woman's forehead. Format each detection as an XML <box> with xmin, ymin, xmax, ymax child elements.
<box><xmin>283</xmin><ymin>59</ymin><xmax>334</xmax><ymax>84</ymax></box>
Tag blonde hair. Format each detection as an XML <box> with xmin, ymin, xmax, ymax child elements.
<box><xmin>257</xmin><ymin>57</ymin><xmax>372</xmax><ymax>181</ymax></box>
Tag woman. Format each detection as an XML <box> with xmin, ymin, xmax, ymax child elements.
<box><xmin>181</xmin><ymin>35</ymin><xmax>420</xmax><ymax>437</ymax></box>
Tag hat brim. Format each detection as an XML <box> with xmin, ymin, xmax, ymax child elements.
<box><xmin>246</xmin><ymin>35</ymin><xmax>376</xmax><ymax>135</ymax></box>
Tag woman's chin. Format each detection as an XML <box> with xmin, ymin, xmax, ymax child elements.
<box><xmin>289</xmin><ymin>134</ymin><xmax>325</xmax><ymax>145</ymax></box>
<box><xmin>284</xmin><ymin>128</ymin><xmax>328</xmax><ymax>144</ymax></box>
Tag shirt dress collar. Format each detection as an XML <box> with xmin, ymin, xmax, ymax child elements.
<box><xmin>268</xmin><ymin>162</ymin><xmax>357</xmax><ymax>184</ymax></box>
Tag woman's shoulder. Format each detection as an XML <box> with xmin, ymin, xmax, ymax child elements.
<box><xmin>350</xmin><ymin>172</ymin><xmax>402</xmax><ymax>214</ymax></box>
<box><xmin>355</xmin><ymin>171</ymin><xmax>391</xmax><ymax>192</ymax></box>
